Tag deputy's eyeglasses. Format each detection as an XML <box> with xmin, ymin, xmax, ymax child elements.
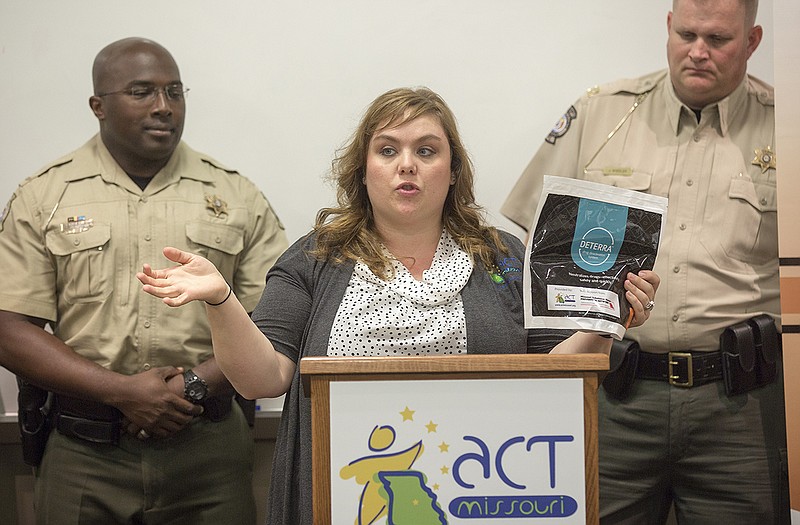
<box><xmin>96</xmin><ymin>85</ymin><xmax>189</xmax><ymax>103</ymax></box>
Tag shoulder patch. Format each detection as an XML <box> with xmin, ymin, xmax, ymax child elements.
<box><xmin>545</xmin><ymin>106</ymin><xmax>577</xmax><ymax>145</ymax></box>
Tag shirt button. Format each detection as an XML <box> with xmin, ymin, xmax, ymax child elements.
<box><xmin>672</xmin><ymin>314</ymin><xmax>679</xmax><ymax>322</ymax></box>
<box><xmin>143</xmin><ymin>363</ymin><xmax>151</xmax><ymax>371</ymax></box>
<box><xmin>141</xmin><ymin>196</ymin><xmax>148</xmax><ymax>203</ymax></box>
<box><xmin>144</xmin><ymin>234</ymin><xmax>151</xmax><ymax>241</ymax></box>
<box><xmin>693</xmin><ymin>135</ymin><xmax>701</xmax><ymax>142</ymax></box>
<box><xmin>143</xmin><ymin>320</ymin><xmax>151</xmax><ymax>328</ymax></box>
<box><xmin>679</xmin><ymin>224</ymin><xmax>687</xmax><ymax>231</ymax></box>
<box><xmin>215</xmin><ymin>236</ymin><xmax>222</xmax><ymax>244</ymax></box>
<box><xmin>73</xmin><ymin>239</ymin><xmax>80</xmax><ymax>246</ymax></box>
<box><xmin>760</xmin><ymin>197</ymin><xmax>768</xmax><ymax>205</ymax></box>
<box><xmin>673</xmin><ymin>266</ymin><xmax>680</xmax><ymax>273</ymax></box>
<box><xmin>686</xmin><ymin>180</ymin><xmax>694</xmax><ymax>187</ymax></box>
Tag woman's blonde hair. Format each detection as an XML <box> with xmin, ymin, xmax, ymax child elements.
<box><xmin>311</xmin><ymin>87</ymin><xmax>507</xmax><ymax>279</ymax></box>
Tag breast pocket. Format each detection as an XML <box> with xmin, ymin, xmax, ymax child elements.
<box><xmin>185</xmin><ymin>221</ymin><xmax>244</xmax><ymax>279</ymax></box>
<box><xmin>45</xmin><ymin>224</ymin><xmax>112</xmax><ymax>303</ymax></box>
<box><xmin>702</xmin><ymin>177</ymin><xmax>777</xmax><ymax>270</ymax></box>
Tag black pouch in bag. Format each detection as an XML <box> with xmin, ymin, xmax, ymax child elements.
<box><xmin>720</xmin><ymin>314</ymin><xmax>778</xmax><ymax>397</ymax></box>
<box><xmin>602</xmin><ymin>338</ymin><xmax>640</xmax><ymax>400</ymax></box>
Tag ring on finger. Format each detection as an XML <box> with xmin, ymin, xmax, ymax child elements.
<box><xmin>138</xmin><ymin>429</ymin><xmax>150</xmax><ymax>440</ymax></box>
<box><xmin>644</xmin><ymin>299</ymin><xmax>655</xmax><ymax>311</ymax></box>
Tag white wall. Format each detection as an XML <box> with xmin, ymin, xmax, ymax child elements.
<box><xmin>0</xmin><ymin>0</ymin><xmax>774</xmax><ymax>245</ymax></box>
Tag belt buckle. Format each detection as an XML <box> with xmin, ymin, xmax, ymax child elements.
<box><xmin>668</xmin><ymin>351</ymin><xmax>693</xmax><ymax>387</ymax></box>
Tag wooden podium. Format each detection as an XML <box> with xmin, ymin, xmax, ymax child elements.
<box><xmin>301</xmin><ymin>353</ymin><xmax>608</xmax><ymax>524</ymax></box>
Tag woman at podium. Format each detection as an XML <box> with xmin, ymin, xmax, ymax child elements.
<box><xmin>137</xmin><ymin>87</ymin><xmax>659</xmax><ymax>525</ymax></box>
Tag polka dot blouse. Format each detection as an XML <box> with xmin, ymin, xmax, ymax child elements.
<box><xmin>327</xmin><ymin>230</ymin><xmax>473</xmax><ymax>356</ymax></box>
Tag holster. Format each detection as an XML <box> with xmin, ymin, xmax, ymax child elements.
<box><xmin>720</xmin><ymin>314</ymin><xmax>779</xmax><ymax>396</ymax></box>
<box><xmin>602</xmin><ymin>338</ymin><xmax>640</xmax><ymax>400</ymax></box>
<box><xmin>17</xmin><ymin>377</ymin><xmax>53</xmax><ymax>467</ymax></box>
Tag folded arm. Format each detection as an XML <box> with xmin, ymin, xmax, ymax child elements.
<box><xmin>0</xmin><ymin>310</ymin><xmax>201</xmax><ymax>438</ymax></box>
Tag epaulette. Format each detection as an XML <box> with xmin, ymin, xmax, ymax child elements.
<box><xmin>199</xmin><ymin>154</ymin><xmax>239</xmax><ymax>175</ymax></box>
<box><xmin>747</xmin><ymin>75</ymin><xmax>774</xmax><ymax>106</ymax></box>
<box><xmin>34</xmin><ymin>153</ymin><xmax>74</xmax><ymax>176</ymax></box>
<box><xmin>545</xmin><ymin>71</ymin><xmax>666</xmax><ymax>146</ymax></box>
<box><xmin>17</xmin><ymin>153</ymin><xmax>75</xmax><ymax>188</ymax></box>
<box><xmin>585</xmin><ymin>70</ymin><xmax>668</xmax><ymax>98</ymax></box>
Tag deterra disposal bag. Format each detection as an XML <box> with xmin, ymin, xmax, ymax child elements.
<box><xmin>523</xmin><ymin>175</ymin><xmax>667</xmax><ymax>339</ymax></box>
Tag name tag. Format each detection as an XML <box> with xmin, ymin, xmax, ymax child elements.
<box><xmin>602</xmin><ymin>167</ymin><xmax>633</xmax><ymax>177</ymax></box>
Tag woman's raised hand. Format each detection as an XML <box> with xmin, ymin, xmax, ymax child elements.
<box><xmin>137</xmin><ymin>246</ymin><xmax>229</xmax><ymax>307</ymax></box>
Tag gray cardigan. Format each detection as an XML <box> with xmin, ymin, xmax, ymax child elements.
<box><xmin>251</xmin><ymin>230</ymin><xmax>571</xmax><ymax>524</ymax></box>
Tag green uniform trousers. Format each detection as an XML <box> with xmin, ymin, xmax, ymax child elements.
<box><xmin>598</xmin><ymin>371</ymin><xmax>789</xmax><ymax>525</ymax></box>
<box><xmin>34</xmin><ymin>402</ymin><xmax>256</xmax><ymax>525</ymax></box>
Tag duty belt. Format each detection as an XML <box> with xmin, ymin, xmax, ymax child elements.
<box><xmin>54</xmin><ymin>395</ymin><xmax>123</xmax><ymax>444</ymax></box>
<box><xmin>635</xmin><ymin>350</ymin><xmax>723</xmax><ymax>387</ymax></box>
<box><xmin>53</xmin><ymin>393</ymin><xmax>234</xmax><ymax>445</ymax></box>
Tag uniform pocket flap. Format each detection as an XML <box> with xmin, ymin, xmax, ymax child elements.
<box><xmin>185</xmin><ymin>221</ymin><xmax>243</xmax><ymax>256</ymax></box>
<box><xmin>45</xmin><ymin>223</ymin><xmax>111</xmax><ymax>256</ymax></box>
<box><xmin>728</xmin><ymin>178</ymin><xmax>777</xmax><ymax>212</ymax></box>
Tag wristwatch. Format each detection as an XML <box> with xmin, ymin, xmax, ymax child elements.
<box><xmin>183</xmin><ymin>369</ymin><xmax>209</xmax><ymax>404</ymax></box>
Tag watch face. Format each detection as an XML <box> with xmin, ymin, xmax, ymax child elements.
<box><xmin>187</xmin><ymin>383</ymin><xmax>207</xmax><ymax>402</ymax></box>
<box><xmin>184</xmin><ymin>371</ymin><xmax>208</xmax><ymax>403</ymax></box>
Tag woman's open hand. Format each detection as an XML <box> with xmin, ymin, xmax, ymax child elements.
<box><xmin>137</xmin><ymin>247</ymin><xmax>229</xmax><ymax>307</ymax></box>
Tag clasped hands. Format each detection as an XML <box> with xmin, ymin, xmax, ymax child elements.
<box><xmin>119</xmin><ymin>366</ymin><xmax>202</xmax><ymax>440</ymax></box>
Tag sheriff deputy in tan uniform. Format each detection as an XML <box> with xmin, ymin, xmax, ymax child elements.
<box><xmin>0</xmin><ymin>37</ymin><xmax>288</xmax><ymax>524</ymax></box>
<box><xmin>502</xmin><ymin>0</ymin><xmax>787</xmax><ymax>523</ymax></box>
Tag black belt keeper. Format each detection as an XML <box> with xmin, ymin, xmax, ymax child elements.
<box><xmin>636</xmin><ymin>350</ymin><xmax>723</xmax><ymax>387</ymax></box>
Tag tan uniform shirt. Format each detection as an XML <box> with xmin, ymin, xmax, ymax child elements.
<box><xmin>0</xmin><ymin>135</ymin><xmax>288</xmax><ymax>373</ymax></box>
<box><xmin>502</xmin><ymin>70</ymin><xmax>778</xmax><ymax>353</ymax></box>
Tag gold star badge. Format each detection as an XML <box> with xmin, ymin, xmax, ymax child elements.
<box><xmin>752</xmin><ymin>146</ymin><xmax>776</xmax><ymax>174</ymax></box>
<box><xmin>205</xmin><ymin>194</ymin><xmax>228</xmax><ymax>217</ymax></box>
